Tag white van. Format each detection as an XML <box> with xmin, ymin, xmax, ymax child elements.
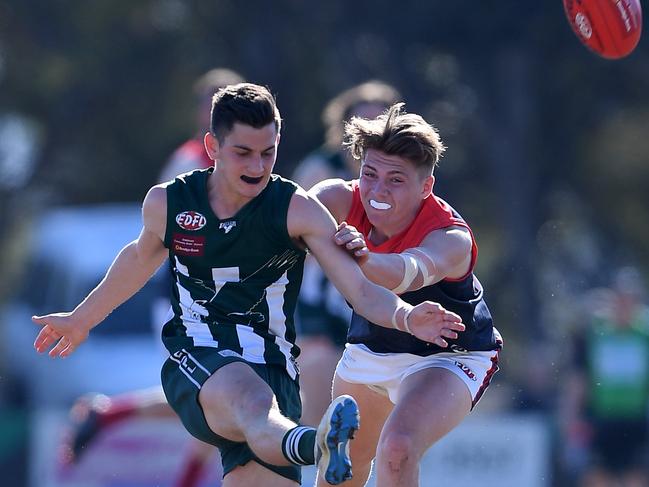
<box><xmin>1</xmin><ymin>203</ymin><xmax>169</xmax><ymax>407</ymax></box>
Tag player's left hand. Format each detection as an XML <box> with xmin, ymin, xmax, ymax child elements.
<box><xmin>408</xmin><ymin>302</ymin><xmax>465</xmax><ymax>346</ymax></box>
<box><xmin>334</xmin><ymin>222</ymin><xmax>369</xmax><ymax>264</ymax></box>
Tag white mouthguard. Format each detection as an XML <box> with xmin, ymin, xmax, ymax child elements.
<box><xmin>370</xmin><ymin>199</ymin><xmax>392</xmax><ymax>210</ymax></box>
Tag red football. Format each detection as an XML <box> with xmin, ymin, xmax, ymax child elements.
<box><xmin>563</xmin><ymin>0</ymin><xmax>643</xmax><ymax>59</ymax></box>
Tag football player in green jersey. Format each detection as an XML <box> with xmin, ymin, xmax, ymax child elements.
<box><xmin>32</xmin><ymin>83</ymin><xmax>464</xmax><ymax>486</ymax></box>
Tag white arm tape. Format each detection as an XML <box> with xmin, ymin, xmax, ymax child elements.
<box><xmin>403</xmin><ymin>248</ymin><xmax>438</xmax><ymax>287</ymax></box>
<box><xmin>391</xmin><ymin>306</ymin><xmax>400</xmax><ymax>329</ymax></box>
<box><xmin>391</xmin><ymin>304</ymin><xmax>413</xmax><ymax>334</ymax></box>
<box><xmin>403</xmin><ymin>306</ymin><xmax>412</xmax><ymax>334</ymax></box>
<box><xmin>391</xmin><ymin>253</ymin><xmax>419</xmax><ymax>294</ymax></box>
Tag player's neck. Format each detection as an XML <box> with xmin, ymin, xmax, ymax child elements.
<box><xmin>369</xmin><ymin>207</ymin><xmax>419</xmax><ymax>244</ymax></box>
<box><xmin>206</xmin><ymin>171</ymin><xmax>255</xmax><ymax>220</ymax></box>
<box><xmin>369</xmin><ymin>223</ymin><xmax>408</xmax><ymax>245</ymax></box>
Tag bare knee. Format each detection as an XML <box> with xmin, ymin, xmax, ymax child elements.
<box><xmin>377</xmin><ymin>432</ymin><xmax>418</xmax><ymax>470</ymax></box>
<box><xmin>200</xmin><ymin>381</ymin><xmax>275</xmax><ymax>427</ymax></box>
<box><xmin>232</xmin><ymin>387</ymin><xmax>276</xmax><ymax>420</ymax></box>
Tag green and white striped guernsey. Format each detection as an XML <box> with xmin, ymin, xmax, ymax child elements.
<box><xmin>161</xmin><ymin>168</ymin><xmax>306</xmax><ymax>379</ymax></box>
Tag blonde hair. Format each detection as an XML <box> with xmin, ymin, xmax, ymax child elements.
<box><xmin>344</xmin><ymin>103</ymin><xmax>445</xmax><ymax>174</ymax></box>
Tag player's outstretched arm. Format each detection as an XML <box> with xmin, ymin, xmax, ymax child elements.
<box><xmin>32</xmin><ymin>185</ymin><xmax>169</xmax><ymax>358</ymax></box>
<box><xmin>334</xmin><ymin>222</ymin><xmax>473</xmax><ymax>293</ymax></box>
<box><xmin>288</xmin><ymin>188</ymin><xmax>464</xmax><ymax>345</ymax></box>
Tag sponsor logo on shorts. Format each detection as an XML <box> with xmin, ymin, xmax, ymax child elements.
<box><xmin>176</xmin><ymin>211</ymin><xmax>207</xmax><ymax>231</ymax></box>
<box><xmin>454</xmin><ymin>360</ymin><xmax>477</xmax><ymax>381</ymax></box>
<box><xmin>172</xmin><ymin>350</ymin><xmax>198</xmax><ymax>374</ymax></box>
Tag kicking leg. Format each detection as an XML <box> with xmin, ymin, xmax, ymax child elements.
<box><xmin>198</xmin><ymin>361</ymin><xmax>298</xmax><ymax>466</ymax></box>
<box><xmin>199</xmin><ymin>360</ymin><xmax>358</xmax><ymax>485</ymax></box>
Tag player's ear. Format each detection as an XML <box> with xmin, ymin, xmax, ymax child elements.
<box><xmin>204</xmin><ymin>132</ymin><xmax>219</xmax><ymax>161</ymax></box>
<box><xmin>422</xmin><ymin>175</ymin><xmax>434</xmax><ymax>198</ymax></box>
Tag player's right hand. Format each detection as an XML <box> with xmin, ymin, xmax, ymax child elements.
<box><xmin>32</xmin><ymin>313</ymin><xmax>91</xmax><ymax>358</ymax></box>
<box><xmin>334</xmin><ymin>221</ymin><xmax>369</xmax><ymax>264</ymax></box>
<box><xmin>407</xmin><ymin>301</ymin><xmax>465</xmax><ymax>346</ymax></box>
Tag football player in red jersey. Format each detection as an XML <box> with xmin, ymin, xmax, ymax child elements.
<box><xmin>311</xmin><ymin>103</ymin><xmax>503</xmax><ymax>487</ymax></box>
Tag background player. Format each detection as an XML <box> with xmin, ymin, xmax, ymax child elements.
<box><xmin>292</xmin><ymin>80</ymin><xmax>401</xmax><ymax>426</ymax></box>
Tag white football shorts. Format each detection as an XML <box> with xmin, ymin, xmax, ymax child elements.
<box><xmin>335</xmin><ymin>343</ymin><xmax>500</xmax><ymax>408</ymax></box>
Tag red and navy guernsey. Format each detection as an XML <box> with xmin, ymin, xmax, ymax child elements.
<box><xmin>345</xmin><ymin>180</ymin><xmax>502</xmax><ymax>356</ymax></box>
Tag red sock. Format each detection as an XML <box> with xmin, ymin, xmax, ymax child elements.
<box><xmin>92</xmin><ymin>396</ymin><xmax>140</xmax><ymax>428</ymax></box>
<box><xmin>173</xmin><ymin>454</ymin><xmax>206</xmax><ymax>487</ymax></box>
